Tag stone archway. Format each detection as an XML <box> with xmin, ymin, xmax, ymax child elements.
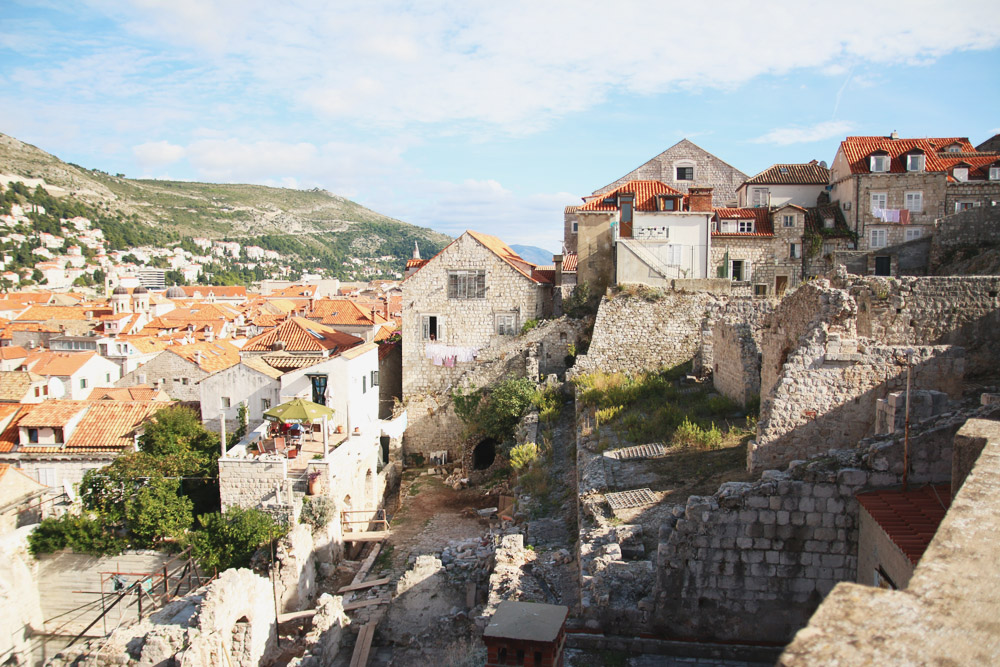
<box><xmin>472</xmin><ymin>438</ymin><xmax>497</xmax><ymax>470</ymax></box>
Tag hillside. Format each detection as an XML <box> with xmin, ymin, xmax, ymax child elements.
<box><xmin>0</xmin><ymin>133</ymin><xmax>450</xmax><ymax>278</ymax></box>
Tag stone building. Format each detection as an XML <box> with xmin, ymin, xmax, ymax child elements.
<box><xmin>736</xmin><ymin>161</ymin><xmax>830</xmax><ymax>209</ymax></box>
<box><xmin>590</xmin><ymin>138</ymin><xmax>747</xmax><ymax>207</ymax></box>
<box><xmin>401</xmin><ymin>230</ymin><xmax>553</xmax><ymax>396</ymax></box>
<box><xmin>829</xmin><ymin>134</ymin><xmax>1000</xmax><ymax>251</ymax></box>
<box><xmin>116</xmin><ymin>339</ymin><xmax>241</xmax><ymax>402</ymax></box>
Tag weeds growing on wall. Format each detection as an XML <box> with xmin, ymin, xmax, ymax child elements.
<box><xmin>452</xmin><ymin>377</ymin><xmax>535</xmax><ymax>445</ymax></box>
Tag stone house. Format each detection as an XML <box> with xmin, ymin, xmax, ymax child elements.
<box><xmin>828</xmin><ymin>134</ymin><xmax>1000</xmax><ymax>251</ymax></box>
<box><xmin>576</xmin><ymin>181</ymin><xmax>714</xmax><ymax>288</ymax></box>
<box><xmin>116</xmin><ymin>339</ymin><xmax>241</xmax><ymax>402</ymax></box>
<box><xmin>737</xmin><ymin>161</ymin><xmax>830</xmax><ymax>209</ymax></box>
<box><xmin>401</xmin><ymin>231</ymin><xmax>553</xmax><ymax>396</ymax></box>
<box><xmin>710</xmin><ymin>207</ymin><xmax>776</xmax><ymax>295</ymax></box>
<box><xmin>0</xmin><ymin>399</ymin><xmax>168</xmax><ymax>491</ymax></box>
<box><xmin>590</xmin><ymin>138</ymin><xmax>747</xmax><ymax>207</ymax></box>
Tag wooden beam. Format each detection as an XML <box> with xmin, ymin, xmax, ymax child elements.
<box><xmin>349</xmin><ymin>621</ymin><xmax>376</xmax><ymax>667</ymax></box>
<box><xmin>337</xmin><ymin>577</ymin><xmax>391</xmax><ymax>594</ymax></box>
<box><xmin>277</xmin><ymin>609</ymin><xmax>317</xmax><ymax>624</ymax></box>
<box><xmin>343</xmin><ymin>530</ymin><xmax>390</xmax><ymax>542</ymax></box>
<box><xmin>342</xmin><ymin>597</ymin><xmax>389</xmax><ymax>611</ymax></box>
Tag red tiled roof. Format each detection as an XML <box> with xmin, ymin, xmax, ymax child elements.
<box><xmin>562</xmin><ymin>253</ymin><xmax>578</xmax><ymax>272</ymax></box>
<box><xmin>24</xmin><ymin>350</ymin><xmax>97</xmax><ymax>377</ymax></box>
<box><xmin>87</xmin><ymin>385</ymin><xmax>170</xmax><ymax>401</ymax></box>
<box><xmin>403</xmin><ymin>231</ymin><xmax>547</xmax><ymax>285</ymax></box>
<box><xmin>406</xmin><ymin>259</ymin><xmax>429</xmax><ymax>270</ymax></box>
<box><xmin>839</xmin><ymin>136</ymin><xmax>975</xmax><ymax>175</ymax></box>
<box><xmin>0</xmin><ymin>401</ymin><xmax>169</xmax><ymax>454</ymax></box>
<box><xmin>18</xmin><ymin>401</ymin><xmax>87</xmax><ymax>428</ymax></box>
<box><xmin>743</xmin><ymin>162</ymin><xmax>829</xmax><ymax>186</ymax></box>
<box><xmin>243</xmin><ymin>316</ymin><xmax>364</xmax><ymax>353</ymax></box>
<box><xmin>937</xmin><ymin>153</ymin><xmax>1000</xmax><ymax>181</ymax></box>
<box><xmin>16</xmin><ymin>305</ymin><xmax>105</xmax><ymax>322</ymax></box>
<box><xmin>711</xmin><ymin>208</ymin><xmax>774</xmax><ymax>237</ymax></box>
<box><xmin>311</xmin><ymin>299</ymin><xmax>388</xmax><ymax>326</ymax></box>
<box><xmin>167</xmin><ymin>340</ymin><xmax>242</xmax><ymax>373</ymax></box>
<box><xmin>578</xmin><ymin>180</ymin><xmax>683</xmax><ymax>212</ymax></box>
<box><xmin>178</xmin><ymin>285</ymin><xmax>247</xmax><ymax>299</ymax></box>
<box><xmin>857</xmin><ymin>485</ymin><xmax>952</xmax><ymax>564</ymax></box>
<box><xmin>0</xmin><ymin>346</ymin><xmax>28</xmax><ymax>360</ymax></box>
<box><xmin>270</xmin><ymin>284</ymin><xmax>318</xmax><ymax>299</ymax></box>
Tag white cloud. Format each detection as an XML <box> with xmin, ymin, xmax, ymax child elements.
<box><xmin>132</xmin><ymin>140</ymin><xmax>186</xmax><ymax>169</ymax></box>
<box><xmin>751</xmin><ymin>121</ymin><xmax>855</xmax><ymax>146</ymax></box>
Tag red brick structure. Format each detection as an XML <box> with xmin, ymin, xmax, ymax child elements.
<box><xmin>484</xmin><ymin>601</ymin><xmax>569</xmax><ymax>667</ymax></box>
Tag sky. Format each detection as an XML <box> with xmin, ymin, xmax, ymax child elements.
<box><xmin>2</xmin><ymin>1</ymin><xmax>1000</xmax><ymax>254</ymax></box>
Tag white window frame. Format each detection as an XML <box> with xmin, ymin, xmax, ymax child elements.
<box><xmin>737</xmin><ymin>220</ymin><xmax>755</xmax><ymax>233</ymax></box>
<box><xmin>953</xmin><ymin>167</ymin><xmax>968</xmax><ymax>182</ymax></box>
<box><xmin>665</xmin><ymin>244</ymin><xmax>683</xmax><ymax>266</ymax></box>
<box><xmin>730</xmin><ymin>259</ymin><xmax>750</xmax><ymax>282</ymax></box>
<box><xmin>447</xmin><ymin>270</ymin><xmax>486</xmax><ymax>300</ymax></box>
<box><xmin>906</xmin><ymin>153</ymin><xmax>925</xmax><ymax>172</ymax></box>
<box><xmin>751</xmin><ymin>188</ymin><xmax>769</xmax><ymax>207</ymax></box>
<box><xmin>789</xmin><ymin>243</ymin><xmax>801</xmax><ymax>259</ymax></box>
<box><xmin>870</xmin><ymin>154</ymin><xmax>889</xmax><ymax>172</ymax></box>
<box><xmin>870</xmin><ymin>192</ymin><xmax>888</xmax><ymax>214</ymax></box>
<box><xmin>782</xmin><ymin>214</ymin><xmax>795</xmax><ymax>228</ymax></box>
<box><xmin>421</xmin><ymin>314</ymin><xmax>442</xmax><ymax>341</ymax></box>
<box><xmin>571</xmin><ymin>221</ymin><xmax>578</xmax><ymax>233</ymax></box>
<box><xmin>990</xmin><ymin>166</ymin><xmax>1000</xmax><ymax>181</ymax></box>
<box><xmin>904</xmin><ymin>191</ymin><xmax>923</xmax><ymax>213</ymax></box>
<box><xmin>870</xmin><ymin>228</ymin><xmax>888</xmax><ymax>249</ymax></box>
<box><xmin>495</xmin><ymin>313</ymin><xmax>518</xmax><ymax>336</ymax></box>
<box><xmin>955</xmin><ymin>201</ymin><xmax>976</xmax><ymax>213</ymax></box>
<box><xmin>905</xmin><ymin>228</ymin><xmax>924</xmax><ymax>242</ymax></box>
<box><xmin>221</xmin><ymin>396</ymin><xmax>231</xmax><ymax>409</ymax></box>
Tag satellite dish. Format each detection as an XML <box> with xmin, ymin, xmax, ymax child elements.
<box><xmin>820</xmin><ymin>161</ymin><xmax>828</xmax><ymax>169</ymax></box>
<box><xmin>48</xmin><ymin>378</ymin><xmax>65</xmax><ymax>399</ymax></box>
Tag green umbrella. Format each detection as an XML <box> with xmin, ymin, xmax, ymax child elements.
<box><xmin>263</xmin><ymin>397</ymin><xmax>335</xmax><ymax>424</ymax></box>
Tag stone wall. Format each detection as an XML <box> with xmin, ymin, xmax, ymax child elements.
<box><xmin>576</xmin><ymin>211</ymin><xmax>615</xmax><ymax>298</ymax></box>
<box><xmin>116</xmin><ymin>351</ymin><xmax>204</xmax><ymax>401</ymax></box>
<box><xmin>855</xmin><ymin>172</ymin><xmax>946</xmax><ymax>250</ymax></box>
<box><xmin>710</xmin><ymin>237</ymin><xmax>785</xmax><ymax>295</ymax></box>
<box><xmin>0</xmin><ymin>527</ymin><xmax>43</xmax><ymax>666</ymax></box>
<box><xmin>710</xmin><ymin>299</ymin><xmax>773</xmax><ymax>405</ymax></box>
<box><xmin>651</xmin><ymin>405</ymin><xmax>995</xmax><ymax>644</ymax></box>
<box><xmin>928</xmin><ymin>204</ymin><xmax>1000</xmax><ymax>273</ymax></box>
<box><xmin>219</xmin><ymin>458</ymin><xmax>289</xmax><ymax>512</ymax></box>
<box><xmin>832</xmin><ymin>236</ymin><xmax>932</xmax><ymax>277</ymax></box>
<box><xmin>575</xmin><ymin>290</ymin><xmax>723</xmax><ymax>376</ymax></box>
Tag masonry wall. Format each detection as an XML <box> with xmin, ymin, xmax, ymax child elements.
<box><xmin>15</xmin><ymin>454</ymin><xmax>116</xmax><ymax>492</ymax></box>
<box><xmin>943</xmin><ymin>180</ymin><xmax>1000</xmax><ymax>215</ymax></box>
<box><xmin>576</xmin><ymin>211</ymin><xmax>615</xmax><ymax>297</ymax></box>
<box><xmin>574</xmin><ymin>291</ymin><xmax>722</xmax><ymax>376</ymax></box>
<box><xmin>402</xmin><ymin>234</ymin><xmax>547</xmax><ymax>396</ymax></box>
<box><xmin>928</xmin><ymin>204</ymin><xmax>1000</xmax><ymax>272</ymax></box>
<box><xmin>117</xmin><ymin>351</ymin><xmax>205</xmax><ymax>402</ymax></box>
<box><xmin>652</xmin><ymin>406</ymin><xmax>986</xmax><ymax>644</ymax></box>
<box><xmin>855</xmin><ymin>172</ymin><xmax>946</xmax><ymax>250</ymax></box>
<box><xmin>712</xmin><ymin>322</ymin><xmax>762</xmax><ymax>406</ymax></box>
<box><xmin>219</xmin><ymin>458</ymin><xmax>288</xmax><ymax>511</ymax></box>
<box><xmin>856</xmin><ymin>507</ymin><xmax>915</xmax><ymax>589</ymax></box>
<box><xmin>709</xmin><ymin>237</ymin><xmax>775</xmax><ymax>292</ymax></box>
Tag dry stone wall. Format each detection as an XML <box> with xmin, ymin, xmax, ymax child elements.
<box><xmin>709</xmin><ymin>299</ymin><xmax>773</xmax><ymax>405</ymax></box>
<box><xmin>928</xmin><ymin>205</ymin><xmax>1000</xmax><ymax>273</ymax></box>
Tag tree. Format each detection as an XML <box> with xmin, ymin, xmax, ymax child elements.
<box><xmin>139</xmin><ymin>406</ymin><xmax>219</xmax><ymax>463</ymax></box>
<box><xmin>453</xmin><ymin>377</ymin><xmax>535</xmax><ymax>444</ymax></box>
<box><xmin>126</xmin><ymin>477</ymin><xmax>193</xmax><ymax>548</ymax></box>
<box><xmin>80</xmin><ymin>451</ymin><xmax>207</xmax><ymax>523</ymax></box>
<box><xmin>190</xmin><ymin>507</ymin><xmax>285</xmax><ymax>573</ymax></box>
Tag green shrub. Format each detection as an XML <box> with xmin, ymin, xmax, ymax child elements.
<box><xmin>453</xmin><ymin>377</ymin><xmax>535</xmax><ymax>443</ymax></box>
<box><xmin>300</xmin><ymin>496</ymin><xmax>335</xmax><ymax>530</ymax></box>
<box><xmin>520</xmin><ymin>319</ymin><xmax>539</xmax><ymax>334</ymax></box>
<box><xmin>564</xmin><ymin>281</ymin><xmax>594</xmax><ymax>318</ymax></box>
<box><xmin>190</xmin><ymin>507</ymin><xmax>287</xmax><ymax>573</ymax></box>
<box><xmin>531</xmin><ymin>385</ymin><xmax>563</xmax><ymax>424</ymax></box>
<box><xmin>27</xmin><ymin>514</ymin><xmax>124</xmax><ymax>557</ymax></box>
<box><xmin>125</xmin><ymin>477</ymin><xmax>193</xmax><ymax>548</ymax></box>
<box><xmin>671</xmin><ymin>417</ymin><xmax>725</xmax><ymax>449</ymax></box>
<box><xmin>509</xmin><ymin>442</ymin><xmax>540</xmax><ymax>471</ymax></box>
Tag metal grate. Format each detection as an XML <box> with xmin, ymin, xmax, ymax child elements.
<box><xmin>605</xmin><ymin>488</ymin><xmax>657</xmax><ymax>510</ymax></box>
<box><xmin>607</xmin><ymin>442</ymin><xmax>667</xmax><ymax>461</ymax></box>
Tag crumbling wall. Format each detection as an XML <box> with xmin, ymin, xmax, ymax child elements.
<box><xmin>288</xmin><ymin>594</ymin><xmax>349</xmax><ymax>667</ymax></box>
<box><xmin>928</xmin><ymin>204</ymin><xmax>1000</xmax><ymax>273</ymax></box>
<box><xmin>0</xmin><ymin>526</ymin><xmax>43</xmax><ymax>666</ymax></box>
<box><xmin>849</xmin><ymin>275</ymin><xmax>1000</xmax><ymax>373</ymax></box>
<box><xmin>652</xmin><ymin>405</ymin><xmax>996</xmax><ymax>644</ymax></box>
<box><xmin>710</xmin><ymin>299</ymin><xmax>773</xmax><ymax>405</ymax></box>
<box><xmin>575</xmin><ymin>290</ymin><xmax>723</xmax><ymax>376</ymax></box>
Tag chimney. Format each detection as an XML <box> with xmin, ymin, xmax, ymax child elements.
<box><xmin>383</xmin><ymin>298</ymin><xmax>389</xmax><ymax>319</ymax></box>
<box><xmin>688</xmin><ymin>187</ymin><xmax>714</xmax><ymax>212</ymax></box>
<box><xmin>553</xmin><ymin>254</ymin><xmax>563</xmax><ymax>287</ymax></box>
<box><xmin>890</xmin><ymin>130</ymin><xmax>899</xmax><ymax>140</ymax></box>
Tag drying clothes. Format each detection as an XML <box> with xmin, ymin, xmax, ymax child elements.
<box><xmin>425</xmin><ymin>342</ymin><xmax>479</xmax><ymax>366</ymax></box>
<box><xmin>899</xmin><ymin>210</ymin><xmax>911</xmax><ymax>225</ymax></box>
<box><xmin>443</xmin><ymin>356</ymin><xmax>456</xmax><ymax>367</ymax></box>
<box><xmin>886</xmin><ymin>209</ymin><xmax>900</xmax><ymax>223</ymax></box>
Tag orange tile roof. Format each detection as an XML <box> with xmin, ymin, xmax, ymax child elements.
<box><xmin>0</xmin><ymin>346</ymin><xmax>28</xmax><ymax>360</ymax></box>
<box><xmin>87</xmin><ymin>385</ymin><xmax>171</xmax><ymax>401</ymax></box>
<box><xmin>578</xmin><ymin>180</ymin><xmax>684</xmax><ymax>212</ymax></box>
<box><xmin>15</xmin><ymin>305</ymin><xmax>102</xmax><ymax>322</ymax></box>
<box><xmin>311</xmin><ymin>299</ymin><xmax>389</xmax><ymax>326</ymax></box>
<box><xmin>25</xmin><ymin>350</ymin><xmax>97</xmax><ymax>377</ymax></box>
<box><xmin>373</xmin><ymin>323</ymin><xmax>399</xmax><ymax>342</ymax></box>
<box><xmin>804</xmin><ymin>204</ymin><xmax>853</xmax><ymax>238</ymax></box>
<box><xmin>167</xmin><ymin>340</ymin><xmax>242</xmax><ymax>373</ymax></box>
<box><xmin>243</xmin><ymin>316</ymin><xmax>363</xmax><ymax>353</ymax></box>
<box><xmin>743</xmin><ymin>162</ymin><xmax>830</xmax><ymax>186</ymax></box>
<box><xmin>562</xmin><ymin>253</ymin><xmax>578</xmax><ymax>272</ymax></box>
<box><xmin>466</xmin><ymin>230</ymin><xmax>544</xmax><ymax>283</ymax></box>
<box><xmin>839</xmin><ymin>136</ymin><xmax>975</xmax><ymax>175</ymax></box>
<box><xmin>857</xmin><ymin>485</ymin><xmax>951</xmax><ymax>565</ymax></box>
<box><xmin>270</xmin><ymin>284</ymin><xmax>318</xmax><ymax>299</ymax></box>
<box><xmin>34</xmin><ymin>401</ymin><xmax>168</xmax><ymax>453</ymax></box>
<box><xmin>712</xmin><ymin>208</ymin><xmax>774</xmax><ymax>237</ymax></box>
<box><xmin>18</xmin><ymin>401</ymin><xmax>88</xmax><ymax>428</ymax></box>
<box><xmin>117</xmin><ymin>336</ymin><xmax>171</xmax><ymax>354</ymax></box>
<box><xmin>0</xmin><ymin>371</ymin><xmax>43</xmax><ymax>401</ymax></box>
<box><xmin>406</xmin><ymin>259</ymin><xmax>429</xmax><ymax>270</ymax></box>
<box><xmin>937</xmin><ymin>153</ymin><xmax>1000</xmax><ymax>181</ymax></box>
<box><xmin>178</xmin><ymin>285</ymin><xmax>247</xmax><ymax>299</ymax></box>
<box><xmin>2</xmin><ymin>292</ymin><xmax>53</xmax><ymax>306</ymax></box>
<box><xmin>5</xmin><ymin>322</ymin><xmax>61</xmax><ymax>333</ymax></box>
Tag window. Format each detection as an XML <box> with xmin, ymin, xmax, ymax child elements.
<box><xmin>34</xmin><ymin>387</ymin><xmax>40</xmax><ymax>397</ymax></box>
<box><xmin>371</xmin><ymin>370</ymin><xmax>379</xmax><ymax>387</ymax></box>
<box><xmin>752</xmin><ymin>188</ymin><xmax>769</xmax><ymax>207</ymax></box>
<box><xmin>790</xmin><ymin>243</ymin><xmax>801</xmax><ymax>259</ymax></box>
<box><xmin>906</xmin><ymin>153</ymin><xmax>925</xmax><ymax>172</ymax></box>
<box><xmin>905</xmin><ymin>228</ymin><xmax>924</xmax><ymax>242</ymax></box>
<box><xmin>362</xmin><ymin>375</ymin><xmax>366</xmax><ymax>394</ymax></box>
<box><xmin>870</xmin><ymin>192</ymin><xmax>888</xmax><ymax>213</ymax></box>
<box><xmin>904</xmin><ymin>191</ymin><xmax>923</xmax><ymax>213</ymax></box>
<box><xmin>666</xmin><ymin>245</ymin><xmax>683</xmax><ymax>266</ymax></box>
<box><xmin>619</xmin><ymin>194</ymin><xmax>634</xmax><ymax>224</ymax></box>
<box><xmin>823</xmin><ymin>217</ymin><xmax>834</xmax><ymax>229</ymax></box>
<box><xmin>945</xmin><ymin>144</ymin><xmax>961</xmax><ymax>153</ymax></box>
<box><xmin>730</xmin><ymin>259</ymin><xmax>749</xmax><ymax>281</ymax></box>
<box><xmin>571</xmin><ymin>221</ymin><xmax>578</xmax><ymax>233</ymax></box>
<box><xmin>754</xmin><ymin>284</ymin><xmax>768</xmax><ymax>297</ymax></box>
<box><xmin>870</xmin><ymin>228</ymin><xmax>888</xmax><ymax>249</ymax></box>
<box><xmin>870</xmin><ymin>154</ymin><xmax>889</xmax><ymax>172</ymax></box>
<box><xmin>220</xmin><ymin>396</ymin><xmax>231</xmax><ymax>409</ymax></box>
<box><xmin>495</xmin><ymin>313</ymin><xmax>517</xmax><ymax>336</ymax></box>
<box><xmin>955</xmin><ymin>201</ymin><xmax>976</xmax><ymax>213</ymax></box>
<box><xmin>105</xmin><ymin>373</ymin><xmax>111</xmax><ymax>382</ymax></box>
<box><xmin>738</xmin><ymin>220</ymin><xmax>754</xmax><ymax>233</ymax></box>
<box><xmin>181</xmin><ymin>377</ymin><xmax>189</xmax><ymax>386</ymax></box>
<box><xmin>421</xmin><ymin>315</ymin><xmax>441</xmax><ymax>341</ymax></box>
<box><xmin>990</xmin><ymin>166</ymin><xmax>1000</xmax><ymax>181</ymax></box>
<box><xmin>28</xmin><ymin>428</ymin><xmax>38</xmax><ymax>443</ymax></box>
<box><xmin>138</xmin><ymin>373</ymin><xmax>146</xmax><ymax>384</ymax></box>
<box><xmin>676</xmin><ymin>166</ymin><xmax>694</xmax><ymax>180</ymax></box>
<box><xmin>447</xmin><ymin>270</ymin><xmax>486</xmax><ymax>299</ymax></box>
<box><xmin>53</xmin><ymin>428</ymin><xmax>64</xmax><ymax>443</ymax></box>
<box><xmin>782</xmin><ymin>214</ymin><xmax>795</xmax><ymax>227</ymax></box>
<box><xmin>36</xmin><ymin>468</ymin><xmax>55</xmax><ymax>487</ymax></box>
<box><xmin>79</xmin><ymin>378</ymin><xmax>88</xmax><ymax>389</ymax></box>
<box><xmin>261</xmin><ymin>398</ymin><xmax>271</xmax><ymax>412</ymax></box>
<box><xmin>953</xmin><ymin>166</ymin><xmax>968</xmax><ymax>182</ymax></box>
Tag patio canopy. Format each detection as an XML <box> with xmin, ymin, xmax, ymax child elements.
<box><xmin>263</xmin><ymin>397</ymin><xmax>335</xmax><ymax>424</ymax></box>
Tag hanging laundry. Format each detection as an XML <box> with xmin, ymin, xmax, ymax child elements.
<box><xmin>886</xmin><ymin>209</ymin><xmax>900</xmax><ymax>223</ymax></box>
<box><xmin>899</xmin><ymin>210</ymin><xmax>911</xmax><ymax>225</ymax></box>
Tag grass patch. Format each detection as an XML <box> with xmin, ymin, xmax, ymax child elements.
<box><xmin>373</xmin><ymin>544</ymin><xmax>394</xmax><ymax>572</ymax></box>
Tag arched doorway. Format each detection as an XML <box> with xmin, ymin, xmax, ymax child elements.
<box><xmin>472</xmin><ymin>438</ymin><xmax>497</xmax><ymax>470</ymax></box>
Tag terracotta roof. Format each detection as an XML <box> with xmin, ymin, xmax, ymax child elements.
<box><xmin>373</xmin><ymin>323</ymin><xmax>398</xmax><ymax>343</ymax></box>
<box><xmin>25</xmin><ymin>350</ymin><xmax>97</xmax><ymax>377</ymax></box>
<box><xmin>18</xmin><ymin>400</ymin><xmax>89</xmax><ymax>428</ymax></box>
<box><xmin>857</xmin><ymin>485</ymin><xmax>951</xmax><ymax>565</ymax></box>
<box><xmin>578</xmin><ymin>180</ymin><xmax>683</xmax><ymax>212</ymax></box>
<box><xmin>259</xmin><ymin>352</ymin><xmax>325</xmax><ymax>370</ymax></box>
<box><xmin>467</xmin><ymin>231</ymin><xmax>545</xmax><ymax>283</ymax></box>
<box><xmin>4</xmin><ymin>322</ymin><xmax>61</xmax><ymax>333</ymax></box>
<box><xmin>0</xmin><ymin>371</ymin><xmax>43</xmax><ymax>401</ymax></box>
<box><xmin>243</xmin><ymin>316</ymin><xmax>364</xmax><ymax>354</ymax></box>
<box><xmin>1</xmin><ymin>292</ymin><xmax>53</xmax><ymax>306</ymax></box>
<box><xmin>117</xmin><ymin>336</ymin><xmax>170</xmax><ymax>354</ymax></box>
<box><xmin>87</xmin><ymin>385</ymin><xmax>171</xmax><ymax>401</ymax></box>
<box><xmin>178</xmin><ymin>285</ymin><xmax>247</xmax><ymax>299</ymax></box>
<box><xmin>0</xmin><ymin>462</ymin><xmax>46</xmax><ymax>489</ymax></box>
<box><xmin>406</xmin><ymin>259</ymin><xmax>429</xmax><ymax>270</ymax></box>
<box><xmin>562</xmin><ymin>253</ymin><xmax>578</xmax><ymax>272</ymax></box>
<box><xmin>15</xmin><ymin>305</ymin><xmax>104</xmax><ymax>322</ymax></box>
<box><xmin>743</xmin><ymin>162</ymin><xmax>830</xmax><ymax>186</ymax></box>
<box><xmin>167</xmin><ymin>340</ymin><xmax>242</xmax><ymax>373</ymax></box>
<box><xmin>0</xmin><ymin>346</ymin><xmax>28</xmax><ymax>360</ymax></box>
<box><xmin>712</xmin><ymin>208</ymin><xmax>774</xmax><ymax>237</ymax></box>
<box><xmin>311</xmin><ymin>299</ymin><xmax>389</xmax><ymax>326</ymax></box>
<box><xmin>838</xmin><ymin>136</ymin><xmax>975</xmax><ymax>175</ymax></box>
<box><xmin>937</xmin><ymin>153</ymin><xmax>1000</xmax><ymax>181</ymax></box>
<box><xmin>239</xmin><ymin>355</ymin><xmax>284</xmax><ymax>379</ymax></box>
<box><xmin>532</xmin><ymin>268</ymin><xmax>555</xmax><ymax>284</ymax></box>
<box><xmin>270</xmin><ymin>284</ymin><xmax>317</xmax><ymax>299</ymax></box>
<box><xmin>31</xmin><ymin>401</ymin><xmax>167</xmax><ymax>453</ymax></box>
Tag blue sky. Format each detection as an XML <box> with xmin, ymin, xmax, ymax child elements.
<box><xmin>2</xmin><ymin>1</ymin><xmax>1000</xmax><ymax>253</ymax></box>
